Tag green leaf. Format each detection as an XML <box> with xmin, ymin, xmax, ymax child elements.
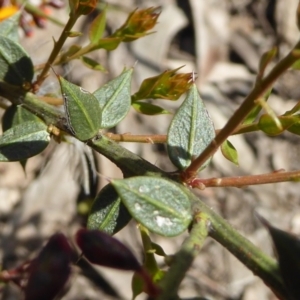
<box><xmin>258</xmin><ymin>114</ymin><xmax>297</xmax><ymax>136</ymax></box>
<box><xmin>112</xmin><ymin>177</ymin><xmax>192</xmax><ymax>237</ymax></box>
<box><xmin>243</xmin><ymin>89</ymin><xmax>271</xmax><ymax>125</ymax></box>
<box><xmin>1</xmin><ymin>105</ymin><xmax>41</xmax><ymax>169</ymax></box>
<box><xmin>151</xmin><ymin>242</ymin><xmax>167</xmax><ymax>256</ymax></box>
<box><xmin>221</xmin><ymin>140</ymin><xmax>239</xmax><ymax>166</ymax></box>
<box><xmin>132</xmin><ymin>102</ymin><xmax>170</xmax><ymax>115</ymax></box>
<box><xmin>80</xmin><ymin>56</ymin><xmax>106</xmax><ymax>72</ymax></box>
<box><xmin>93</xmin><ymin>69</ymin><xmax>132</xmax><ymax>128</ymax></box>
<box><xmin>132</xmin><ymin>272</ymin><xmax>144</xmax><ymax>299</ymax></box>
<box><xmin>283</xmin><ymin>101</ymin><xmax>300</xmax><ymax>116</ymax></box>
<box><xmin>259</xmin><ymin>216</ymin><xmax>300</xmax><ymax>300</ymax></box>
<box><xmin>287</xmin><ymin>118</ymin><xmax>300</xmax><ymax>135</ymax></box>
<box><xmin>0</xmin><ymin>11</ymin><xmax>21</xmax><ymax>42</ymax></box>
<box><xmin>2</xmin><ymin>105</ymin><xmax>41</xmax><ymax>132</ymax></box>
<box><xmin>0</xmin><ymin>35</ymin><xmax>34</xmax><ymax>86</ymax></box>
<box><xmin>87</xmin><ymin>184</ymin><xmax>132</xmax><ymax>235</ymax></box>
<box><xmin>67</xmin><ymin>31</ymin><xmax>83</xmax><ymax>37</ymax></box>
<box><xmin>0</xmin><ymin>121</ymin><xmax>50</xmax><ymax>162</ymax></box>
<box><xmin>59</xmin><ymin>77</ymin><xmax>102</xmax><ymax>141</ymax></box>
<box><xmin>89</xmin><ymin>8</ymin><xmax>106</xmax><ymax>43</ymax></box>
<box><xmin>257</xmin><ymin>48</ymin><xmax>277</xmax><ymax>78</ymax></box>
<box><xmin>292</xmin><ymin>59</ymin><xmax>300</xmax><ymax>70</ymax></box>
<box><xmin>94</xmin><ymin>37</ymin><xmax>121</xmax><ymax>51</ymax></box>
<box><xmin>167</xmin><ymin>84</ymin><xmax>215</xmax><ymax>171</ymax></box>
<box><xmin>132</xmin><ymin>268</ymin><xmax>164</xmax><ymax>299</ymax></box>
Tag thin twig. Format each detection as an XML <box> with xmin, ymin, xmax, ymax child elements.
<box><xmin>183</xmin><ymin>39</ymin><xmax>300</xmax><ymax>183</ymax></box>
<box><xmin>191</xmin><ymin>170</ymin><xmax>300</xmax><ymax>189</ymax></box>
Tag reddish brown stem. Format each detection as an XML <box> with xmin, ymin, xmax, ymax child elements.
<box><xmin>191</xmin><ymin>169</ymin><xmax>300</xmax><ymax>189</ymax></box>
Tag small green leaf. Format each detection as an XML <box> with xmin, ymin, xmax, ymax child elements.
<box><xmin>1</xmin><ymin>105</ymin><xmax>41</xmax><ymax>169</ymax></box>
<box><xmin>287</xmin><ymin>119</ymin><xmax>300</xmax><ymax>135</ymax></box>
<box><xmin>221</xmin><ymin>140</ymin><xmax>239</xmax><ymax>166</ymax></box>
<box><xmin>132</xmin><ymin>272</ymin><xmax>144</xmax><ymax>299</ymax></box>
<box><xmin>2</xmin><ymin>105</ymin><xmax>41</xmax><ymax>132</ymax></box>
<box><xmin>132</xmin><ymin>102</ymin><xmax>170</xmax><ymax>115</ymax></box>
<box><xmin>0</xmin><ymin>121</ymin><xmax>50</xmax><ymax>161</ymax></box>
<box><xmin>258</xmin><ymin>114</ymin><xmax>297</xmax><ymax>136</ymax></box>
<box><xmin>0</xmin><ymin>35</ymin><xmax>34</xmax><ymax>86</ymax></box>
<box><xmin>151</xmin><ymin>242</ymin><xmax>167</xmax><ymax>256</ymax></box>
<box><xmin>67</xmin><ymin>31</ymin><xmax>83</xmax><ymax>37</ymax></box>
<box><xmin>80</xmin><ymin>56</ymin><xmax>106</xmax><ymax>71</ymax></box>
<box><xmin>132</xmin><ymin>268</ymin><xmax>163</xmax><ymax>299</ymax></box>
<box><xmin>167</xmin><ymin>84</ymin><xmax>215</xmax><ymax>171</ymax></box>
<box><xmin>93</xmin><ymin>69</ymin><xmax>132</xmax><ymax>128</ymax></box>
<box><xmin>59</xmin><ymin>77</ymin><xmax>102</xmax><ymax>141</ymax></box>
<box><xmin>0</xmin><ymin>11</ymin><xmax>21</xmax><ymax>42</ymax></box>
<box><xmin>259</xmin><ymin>216</ymin><xmax>300</xmax><ymax>300</ymax></box>
<box><xmin>112</xmin><ymin>177</ymin><xmax>192</xmax><ymax>237</ymax></box>
<box><xmin>95</xmin><ymin>37</ymin><xmax>121</xmax><ymax>51</ymax></box>
<box><xmin>257</xmin><ymin>48</ymin><xmax>277</xmax><ymax>78</ymax></box>
<box><xmin>283</xmin><ymin>101</ymin><xmax>300</xmax><ymax>116</ymax></box>
<box><xmin>243</xmin><ymin>89</ymin><xmax>271</xmax><ymax>125</ymax></box>
<box><xmin>87</xmin><ymin>184</ymin><xmax>132</xmax><ymax>235</ymax></box>
<box><xmin>89</xmin><ymin>8</ymin><xmax>106</xmax><ymax>43</ymax></box>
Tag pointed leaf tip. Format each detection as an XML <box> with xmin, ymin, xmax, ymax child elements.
<box><xmin>167</xmin><ymin>84</ymin><xmax>215</xmax><ymax>172</ymax></box>
<box><xmin>93</xmin><ymin>69</ymin><xmax>132</xmax><ymax>128</ymax></box>
<box><xmin>87</xmin><ymin>183</ymin><xmax>131</xmax><ymax>235</ymax></box>
<box><xmin>59</xmin><ymin>77</ymin><xmax>102</xmax><ymax>141</ymax></box>
<box><xmin>221</xmin><ymin>140</ymin><xmax>239</xmax><ymax>166</ymax></box>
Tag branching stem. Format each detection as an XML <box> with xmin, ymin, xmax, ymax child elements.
<box><xmin>35</xmin><ymin>12</ymin><xmax>81</xmax><ymax>87</ymax></box>
<box><xmin>0</xmin><ymin>70</ymin><xmax>289</xmax><ymax>300</ymax></box>
<box><xmin>183</xmin><ymin>39</ymin><xmax>300</xmax><ymax>183</ymax></box>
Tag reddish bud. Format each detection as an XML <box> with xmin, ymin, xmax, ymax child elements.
<box><xmin>112</xmin><ymin>7</ymin><xmax>160</xmax><ymax>42</ymax></box>
<box><xmin>132</xmin><ymin>67</ymin><xmax>193</xmax><ymax>101</ymax></box>
<box><xmin>76</xmin><ymin>0</ymin><xmax>97</xmax><ymax>15</ymax></box>
<box><xmin>33</xmin><ymin>15</ymin><xmax>47</xmax><ymax>28</ymax></box>
<box><xmin>24</xmin><ymin>233</ymin><xmax>73</xmax><ymax>300</ymax></box>
<box><xmin>76</xmin><ymin>229</ymin><xmax>141</xmax><ymax>271</ymax></box>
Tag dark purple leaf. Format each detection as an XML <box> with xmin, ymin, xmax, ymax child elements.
<box><xmin>76</xmin><ymin>228</ymin><xmax>141</xmax><ymax>271</ymax></box>
<box><xmin>24</xmin><ymin>233</ymin><xmax>73</xmax><ymax>300</ymax></box>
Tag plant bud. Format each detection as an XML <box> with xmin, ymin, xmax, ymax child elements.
<box><xmin>132</xmin><ymin>68</ymin><xmax>193</xmax><ymax>101</ymax></box>
<box><xmin>24</xmin><ymin>233</ymin><xmax>73</xmax><ymax>300</ymax></box>
<box><xmin>76</xmin><ymin>228</ymin><xmax>141</xmax><ymax>271</ymax></box>
<box><xmin>112</xmin><ymin>7</ymin><xmax>160</xmax><ymax>42</ymax></box>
